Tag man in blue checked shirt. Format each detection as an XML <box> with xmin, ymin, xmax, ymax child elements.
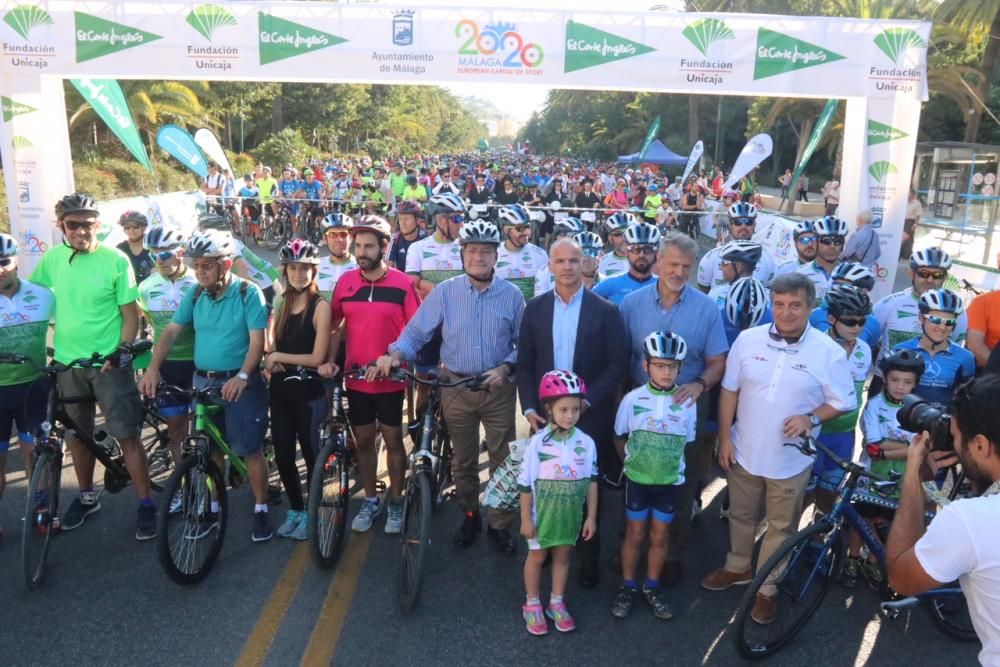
<box><xmin>375</xmin><ymin>220</ymin><xmax>525</xmax><ymax>554</ymax></box>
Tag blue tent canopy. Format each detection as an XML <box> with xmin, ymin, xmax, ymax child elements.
<box><xmin>617</xmin><ymin>139</ymin><xmax>688</xmax><ymax>166</ymax></box>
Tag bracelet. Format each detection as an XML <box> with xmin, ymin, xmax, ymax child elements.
<box><xmin>693</xmin><ymin>377</ymin><xmax>707</xmax><ymax>388</ymax></box>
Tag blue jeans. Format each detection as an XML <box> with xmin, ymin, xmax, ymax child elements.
<box><xmin>192</xmin><ymin>371</ymin><xmax>268</xmax><ymax>457</ymax></box>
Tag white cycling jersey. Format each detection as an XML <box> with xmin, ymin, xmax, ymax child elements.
<box><xmin>405</xmin><ymin>234</ymin><xmax>463</xmax><ymax>285</ymax></box>
<box><xmin>795</xmin><ymin>260</ymin><xmax>837</xmax><ymax>303</ymax></box>
<box><xmin>316</xmin><ymin>254</ymin><xmax>358</xmax><ymax>301</ymax></box>
<box><xmin>496</xmin><ymin>242</ymin><xmax>548</xmax><ymax>301</ymax></box>
<box><xmin>232</xmin><ymin>239</ymin><xmax>279</xmax><ymax>290</ymax></box>
<box><xmin>598</xmin><ymin>252</ymin><xmax>628</xmax><ymax>278</ymax></box>
<box><xmin>872</xmin><ymin>287</ymin><xmax>968</xmax><ymax>375</ymax></box>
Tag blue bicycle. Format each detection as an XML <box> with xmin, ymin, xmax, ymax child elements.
<box><xmin>733</xmin><ymin>436</ymin><xmax>977</xmax><ymax>659</ymax></box>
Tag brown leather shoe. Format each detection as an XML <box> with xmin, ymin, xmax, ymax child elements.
<box><xmin>750</xmin><ymin>593</ymin><xmax>777</xmax><ymax>625</ymax></box>
<box><xmin>700</xmin><ymin>568</ymin><xmax>752</xmax><ymax>591</ymax></box>
<box><xmin>660</xmin><ymin>561</ymin><xmax>683</xmax><ymax>587</ymax></box>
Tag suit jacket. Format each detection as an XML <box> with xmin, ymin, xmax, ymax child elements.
<box><xmin>516</xmin><ymin>288</ymin><xmax>627</xmax><ymax>448</ymax></box>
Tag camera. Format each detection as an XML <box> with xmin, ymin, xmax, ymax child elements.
<box><xmin>897</xmin><ymin>394</ymin><xmax>953</xmax><ymax>452</ymax></box>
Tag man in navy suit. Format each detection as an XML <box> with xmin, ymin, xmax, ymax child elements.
<box><xmin>516</xmin><ymin>238</ymin><xmax>628</xmax><ymax>587</ymax></box>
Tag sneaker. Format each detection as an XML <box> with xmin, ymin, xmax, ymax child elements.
<box><xmin>545</xmin><ymin>600</ymin><xmax>576</xmax><ymax>632</ymax></box>
<box><xmin>522</xmin><ymin>603</ymin><xmax>549</xmax><ymax>636</ymax></box>
<box><xmin>611</xmin><ymin>585</ymin><xmax>638</xmax><ymax>619</ymax></box>
<box><xmin>136</xmin><ymin>504</ymin><xmax>157</xmax><ymax>541</ymax></box>
<box><xmin>453</xmin><ymin>511</ymin><xmax>481</xmax><ymax>547</ymax></box>
<box><xmin>642</xmin><ymin>586</ymin><xmax>674</xmax><ymax>620</ymax></box>
<box><xmin>384</xmin><ymin>499</ymin><xmax>404</xmax><ymax>535</ymax></box>
<box><xmin>351</xmin><ymin>497</ymin><xmax>383</xmax><ymax>533</ymax></box>
<box><xmin>841</xmin><ymin>557</ymin><xmax>861</xmax><ymax>589</ymax></box>
<box><xmin>185</xmin><ymin>512</ymin><xmax>219</xmax><ymax>540</ymax></box>
<box><xmin>252</xmin><ymin>510</ymin><xmax>273</xmax><ymax>543</ymax></box>
<box><xmin>700</xmin><ymin>568</ymin><xmax>752</xmax><ymax>591</ymax></box>
<box><xmin>168</xmin><ymin>489</ymin><xmax>183</xmax><ymax>515</ymax></box>
<box><xmin>277</xmin><ymin>510</ymin><xmax>304</xmax><ymax>538</ymax></box>
<box><xmin>290</xmin><ymin>513</ymin><xmax>308</xmax><ymax>541</ymax></box>
<box><xmin>61</xmin><ymin>492</ymin><xmax>101</xmax><ymax>531</ymax></box>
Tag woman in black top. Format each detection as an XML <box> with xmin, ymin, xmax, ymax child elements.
<box><xmin>264</xmin><ymin>239</ymin><xmax>331</xmax><ymax>541</ymax></box>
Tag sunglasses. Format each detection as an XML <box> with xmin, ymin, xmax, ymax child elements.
<box><xmin>819</xmin><ymin>236</ymin><xmax>845</xmax><ymax>246</ymax></box>
<box><xmin>916</xmin><ymin>269</ymin><xmax>947</xmax><ymax>281</ymax></box>
<box><xmin>448</xmin><ymin>214</ymin><xmax>465</xmax><ymax>224</ymax></box>
<box><xmin>925</xmin><ymin>314</ymin><xmax>957</xmax><ymax>327</ymax></box>
<box><xmin>325</xmin><ymin>230</ymin><xmax>350</xmax><ymax>238</ymax></box>
<box><xmin>797</xmin><ymin>235</ymin><xmax>817</xmax><ymax>244</ymax></box>
<box><xmin>837</xmin><ymin>317</ymin><xmax>866</xmax><ymax>327</ymax></box>
<box><xmin>628</xmin><ymin>245</ymin><xmax>656</xmax><ymax>255</ymax></box>
<box><xmin>64</xmin><ymin>220</ymin><xmax>98</xmax><ymax>231</ymax></box>
<box><xmin>0</xmin><ymin>256</ymin><xmax>15</xmax><ymax>268</ymax></box>
<box><xmin>730</xmin><ymin>219</ymin><xmax>755</xmax><ymax>227</ymax></box>
<box><xmin>511</xmin><ymin>224</ymin><xmax>531</xmax><ymax>232</ymax></box>
<box><xmin>153</xmin><ymin>250</ymin><xmax>178</xmax><ymax>261</ymax></box>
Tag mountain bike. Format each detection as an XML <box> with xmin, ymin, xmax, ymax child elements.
<box><xmin>0</xmin><ymin>340</ymin><xmax>154</xmax><ymax>590</ymax></box>
<box><xmin>733</xmin><ymin>436</ymin><xmax>976</xmax><ymax>659</ymax></box>
<box><xmin>264</xmin><ymin>202</ymin><xmax>293</xmax><ymax>250</ymax></box>
<box><xmin>389</xmin><ymin>368</ymin><xmax>481</xmax><ymax>613</ymax></box>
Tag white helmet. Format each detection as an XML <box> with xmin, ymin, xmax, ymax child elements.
<box><xmin>726</xmin><ymin>277</ymin><xmax>769</xmax><ymax>331</ymax></box>
<box><xmin>813</xmin><ymin>216</ymin><xmax>849</xmax><ymax>237</ymax></box>
<box><xmin>144</xmin><ymin>225</ymin><xmax>186</xmax><ymax>251</ymax></box>
<box><xmin>458</xmin><ymin>220</ymin><xmax>501</xmax><ymax>246</ymax></box>
<box><xmin>186</xmin><ymin>229</ymin><xmax>235</xmax><ymax>258</ymax></box>
<box><xmin>918</xmin><ymin>288</ymin><xmax>963</xmax><ymax>315</ymax></box>
<box><xmin>909</xmin><ymin>247</ymin><xmax>952</xmax><ymax>271</ymax></box>
<box><xmin>623</xmin><ymin>222</ymin><xmax>662</xmax><ymax>246</ymax></box>
<box><xmin>497</xmin><ymin>204</ymin><xmax>531</xmax><ymax>228</ymax></box>
<box><xmin>643</xmin><ymin>331</ymin><xmax>687</xmax><ymax>361</ymax></box>
<box><xmin>573</xmin><ymin>231</ymin><xmax>603</xmax><ymax>256</ymax></box>
<box><xmin>606</xmin><ymin>211</ymin><xmax>635</xmax><ymax>232</ymax></box>
<box><xmin>0</xmin><ymin>233</ymin><xmax>17</xmax><ymax>257</ymax></box>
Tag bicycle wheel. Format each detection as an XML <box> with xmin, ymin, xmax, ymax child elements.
<box><xmin>433</xmin><ymin>431</ymin><xmax>453</xmax><ymax>509</ymax></box>
<box><xmin>307</xmin><ymin>436</ymin><xmax>350</xmax><ymax>569</ymax></box>
<box><xmin>263</xmin><ymin>215</ymin><xmax>281</xmax><ymax>251</ymax></box>
<box><xmin>927</xmin><ymin>589</ymin><xmax>979</xmax><ymax>642</ymax></box>
<box><xmin>397</xmin><ymin>472</ymin><xmax>432</xmax><ymax>613</ymax></box>
<box><xmin>734</xmin><ymin>520</ymin><xmax>842</xmax><ymax>660</ymax></box>
<box><xmin>22</xmin><ymin>447</ymin><xmax>61</xmax><ymax>589</ymax></box>
<box><xmin>156</xmin><ymin>450</ymin><xmax>228</xmax><ymax>585</ymax></box>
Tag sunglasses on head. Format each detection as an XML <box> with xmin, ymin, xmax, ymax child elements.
<box><xmin>63</xmin><ymin>219</ymin><xmax>97</xmax><ymax>231</ymax></box>
<box><xmin>837</xmin><ymin>316</ymin><xmax>866</xmax><ymax>327</ymax></box>
<box><xmin>0</xmin><ymin>256</ymin><xmax>15</xmax><ymax>268</ymax></box>
<box><xmin>819</xmin><ymin>236</ymin><xmax>845</xmax><ymax>246</ymax></box>
<box><xmin>916</xmin><ymin>269</ymin><xmax>947</xmax><ymax>281</ymax></box>
<box><xmin>153</xmin><ymin>250</ymin><xmax>178</xmax><ymax>261</ymax></box>
<box><xmin>925</xmin><ymin>314</ymin><xmax>957</xmax><ymax>327</ymax></box>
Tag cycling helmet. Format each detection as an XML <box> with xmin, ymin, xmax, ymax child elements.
<box><xmin>118</xmin><ymin>210</ymin><xmax>148</xmax><ymax>227</ymax></box>
<box><xmin>573</xmin><ymin>231</ymin><xmax>603</xmax><ymax>257</ymax></box>
<box><xmin>538</xmin><ymin>370</ymin><xmax>587</xmax><ymax>402</ymax></box>
<box><xmin>726</xmin><ymin>277</ymin><xmax>769</xmax><ymax>331</ymax></box>
<box><xmin>458</xmin><ymin>220</ymin><xmax>501</xmax><ymax>246</ymax></box>
<box><xmin>321</xmin><ymin>212</ymin><xmax>353</xmax><ymax>230</ymax></box>
<box><xmin>721</xmin><ymin>190</ymin><xmax>740</xmax><ymax>201</ymax></box>
<box><xmin>719</xmin><ymin>240</ymin><xmax>763</xmax><ymax>268</ymax></box>
<box><xmin>918</xmin><ymin>288</ymin><xmax>963</xmax><ymax>315</ymax></box>
<box><xmin>643</xmin><ymin>331</ymin><xmax>688</xmax><ymax>361</ymax></box>
<box><xmin>549</xmin><ymin>200</ymin><xmax>562</xmax><ymax>210</ymax></box>
<box><xmin>825</xmin><ymin>284</ymin><xmax>872</xmax><ymax>317</ymax></box>
<box><xmin>0</xmin><ymin>233</ymin><xmax>17</xmax><ymax>257</ymax></box>
<box><xmin>143</xmin><ymin>225</ymin><xmax>185</xmax><ymax>251</ymax></box>
<box><xmin>497</xmin><ymin>204</ymin><xmax>531</xmax><ymax>227</ymax></box>
<box><xmin>623</xmin><ymin>222</ymin><xmax>662</xmax><ymax>246</ymax></box>
<box><xmin>813</xmin><ymin>216</ymin><xmax>849</xmax><ymax>237</ymax></box>
<box><xmin>197</xmin><ymin>213</ymin><xmax>229</xmax><ymax>231</ymax></box>
<box><xmin>728</xmin><ymin>202</ymin><xmax>758</xmax><ymax>222</ymax></box>
<box><xmin>429</xmin><ymin>192</ymin><xmax>467</xmax><ymax>218</ymax></box>
<box><xmin>186</xmin><ymin>229</ymin><xmax>235</xmax><ymax>259</ymax></box>
<box><xmin>351</xmin><ymin>215</ymin><xmax>392</xmax><ymax>241</ymax></box>
<box><xmin>397</xmin><ymin>200</ymin><xmax>423</xmax><ymax>218</ymax></box>
<box><xmin>553</xmin><ymin>217</ymin><xmax>585</xmax><ymax>237</ymax></box>
<box><xmin>792</xmin><ymin>220</ymin><xmax>815</xmax><ymax>238</ymax></box>
<box><xmin>606</xmin><ymin>211</ymin><xmax>635</xmax><ymax>233</ymax></box>
<box><xmin>648</xmin><ymin>183</ymin><xmax>659</xmax><ymax>192</ymax></box>
<box><xmin>879</xmin><ymin>348</ymin><xmax>925</xmax><ymax>378</ymax></box>
<box><xmin>909</xmin><ymin>247</ymin><xmax>952</xmax><ymax>271</ymax></box>
<box><xmin>55</xmin><ymin>192</ymin><xmax>99</xmax><ymax>220</ymax></box>
<box><xmin>279</xmin><ymin>238</ymin><xmax>321</xmax><ymax>265</ymax></box>
<box><xmin>831</xmin><ymin>262</ymin><xmax>876</xmax><ymax>291</ymax></box>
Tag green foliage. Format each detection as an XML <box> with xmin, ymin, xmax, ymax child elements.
<box><xmin>228</xmin><ymin>152</ymin><xmax>256</xmax><ymax>179</ymax></box>
<box><xmin>0</xmin><ymin>173</ymin><xmax>8</xmax><ymax>234</ymax></box>
<box><xmin>73</xmin><ymin>159</ymin><xmax>198</xmax><ymax>200</ymax></box>
<box><xmin>253</xmin><ymin>128</ymin><xmax>313</xmax><ymax>170</ymax></box>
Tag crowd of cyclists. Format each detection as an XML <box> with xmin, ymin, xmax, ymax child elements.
<box><xmin>1</xmin><ymin>151</ymin><xmax>999</xmax><ymax>658</ymax></box>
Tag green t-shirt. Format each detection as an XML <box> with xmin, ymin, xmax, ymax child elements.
<box><xmin>171</xmin><ymin>277</ymin><xmax>268</xmax><ymax>371</ymax></box>
<box><xmin>138</xmin><ymin>270</ymin><xmax>198</xmax><ymax>362</ymax></box>
<box><xmin>389</xmin><ymin>173</ymin><xmax>407</xmax><ymax>198</ymax></box>
<box><xmin>643</xmin><ymin>194</ymin><xmax>663</xmax><ymax>219</ymax></box>
<box><xmin>0</xmin><ymin>279</ymin><xmax>54</xmax><ymax>386</ymax></box>
<box><xmin>31</xmin><ymin>243</ymin><xmax>138</xmax><ymax>364</ymax></box>
<box><xmin>257</xmin><ymin>177</ymin><xmax>278</xmax><ymax>204</ymax></box>
<box><xmin>401</xmin><ymin>185</ymin><xmax>427</xmax><ymax>202</ymax></box>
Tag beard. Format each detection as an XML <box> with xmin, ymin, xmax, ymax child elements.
<box><xmin>357</xmin><ymin>254</ymin><xmax>380</xmax><ymax>270</ymax></box>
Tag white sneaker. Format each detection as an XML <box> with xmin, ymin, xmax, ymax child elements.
<box><xmin>351</xmin><ymin>497</ymin><xmax>383</xmax><ymax>533</ymax></box>
<box><xmin>384</xmin><ymin>499</ymin><xmax>404</xmax><ymax>535</ymax></box>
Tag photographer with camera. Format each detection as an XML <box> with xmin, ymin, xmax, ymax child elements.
<box><xmin>887</xmin><ymin>375</ymin><xmax>1000</xmax><ymax>665</ymax></box>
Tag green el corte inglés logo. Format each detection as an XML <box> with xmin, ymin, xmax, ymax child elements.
<box><xmin>867</xmin><ymin>119</ymin><xmax>909</xmax><ymax>146</ymax></box>
<box><xmin>874</xmin><ymin>28</ymin><xmax>926</xmax><ymax>64</ymax></box>
<box><xmin>258</xmin><ymin>13</ymin><xmax>346</xmax><ymax>65</ymax></box>
<box><xmin>2</xmin><ymin>96</ymin><xmax>37</xmax><ymax>122</ymax></box>
<box><xmin>753</xmin><ymin>28</ymin><xmax>845</xmax><ymax>80</ymax></box>
<box><xmin>187</xmin><ymin>4</ymin><xmax>236</xmax><ymax>40</ymax></box>
<box><xmin>564</xmin><ymin>20</ymin><xmax>654</xmax><ymax>73</ymax></box>
<box><xmin>682</xmin><ymin>18</ymin><xmax>734</xmax><ymax>56</ymax></box>
<box><xmin>75</xmin><ymin>12</ymin><xmax>162</xmax><ymax>63</ymax></box>
<box><xmin>3</xmin><ymin>3</ymin><xmax>53</xmax><ymax>39</ymax></box>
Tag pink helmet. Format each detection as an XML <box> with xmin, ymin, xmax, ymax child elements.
<box><xmin>538</xmin><ymin>370</ymin><xmax>587</xmax><ymax>402</ymax></box>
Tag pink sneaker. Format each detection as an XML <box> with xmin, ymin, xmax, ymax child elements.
<box><xmin>545</xmin><ymin>600</ymin><xmax>576</xmax><ymax>632</ymax></box>
<box><xmin>522</xmin><ymin>603</ymin><xmax>549</xmax><ymax>636</ymax></box>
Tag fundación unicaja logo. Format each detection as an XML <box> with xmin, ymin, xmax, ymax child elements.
<box><xmin>867</xmin><ymin>119</ymin><xmax>909</xmax><ymax>146</ymax></box>
<box><xmin>682</xmin><ymin>18</ymin><xmax>734</xmax><ymax>56</ymax></box>
<box><xmin>186</xmin><ymin>4</ymin><xmax>236</xmax><ymax>41</ymax></box>
<box><xmin>75</xmin><ymin>11</ymin><xmax>162</xmax><ymax>63</ymax></box>
<box><xmin>2</xmin><ymin>95</ymin><xmax>37</xmax><ymax>122</ymax></box>
<box><xmin>258</xmin><ymin>12</ymin><xmax>347</xmax><ymax>65</ymax></box>
<box><xmin>11</xmin><ymin>135</ymin><xmax>33</xmax><ymax>151</ymax></box>
<box><xmin>874</xmin><ymin>27</ymin><xmax>926</xmax><ymax>64</ymax></box>
<box><xmin>753</xmin><ymin>27</ymin><xmax>844</xmax><ymax>80</ymax></box>
<box><xmin>868</xmin><ymin>160</ymin><xmax>898</xmax><ymax>184</ymax></box>
<box><xmin>564</xmin><ymin>19</ymin><xmax>655</xmax><ymax>73</ymax></box>
<box><xmin>3</xmin><ymin>3</ymin><xmax>53</xmax><ymax>39</ymax></box>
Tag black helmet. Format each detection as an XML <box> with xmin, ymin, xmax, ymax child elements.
<box><xmin>826</xmin><ymin>284</ymin><xmax>871</xmax><ymax>317</ymax></box>
<box><xmin>118</xmin><ymin>210</ymin><xmax>148</xmax><ymax>227</ymax></box>
<box><xmin>198</xmin><ymin>213</ymin><xmax>229</xmax><ymax>231</ymax></box>
<box><xmin>55</xmin><ymin>192</ymin><xmax>99</xmax><ymax>221</ymax></box>
<box><xmin>879</xmin><ymin>349</ymin><xmax>925</xmax><ymax>378</ymax></box>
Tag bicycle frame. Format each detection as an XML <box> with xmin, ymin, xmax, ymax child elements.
<box><xmin>187</xmin><ymin>397</ymin><xmax>247</xmax><ymax>480</ymax></box>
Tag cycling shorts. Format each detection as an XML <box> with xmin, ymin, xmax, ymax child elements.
<box><xmin>0</xmin><ymin>378</ymin><xmax>49</xmax><ymax>450</ymax></box>
<box><xmin>625</xmin><ymin>479</ymin><xmax>677</xmax><ymax>523</ymax></box>
<box><xmin>346</xmin><ymin>389</ymin><xmax>404</xmax><ymax>428</ymax></box>
<box><xmin>156</xmin><ymin>360</ymin><xmax>195</xmax><ymax>418</ymax></box>
<box><xmin>808</xmin><ymin>431</ymin><xmax>856</xmax><ymax>493</ymax></box>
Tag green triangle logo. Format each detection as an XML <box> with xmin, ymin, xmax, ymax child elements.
<box><xmin>2</xmin><ymin>95</ymin><xmax>37</xmax><ymax>122</ymax></box>
<box><xmin>75</xmin><ymin>12</ymin><xmax>162</xmax><ymax>63</ymax></box>
<box><xmin>564</xmin><ymin>20</ymin><xmax>655</xmax><ymax>73</ymax></box>
<box><xmin>633</xmin><ymin>404</ymin><xmax>651</xmax><ymax>416</ymax></box>
<box><xmin>874</xmin><ymin>28</ymin><xmax>926</xmax><ymax>64</ymax></box>
<box><xmin>187</xmin><ymin>4</ymin><xmax>236</xmax><ymax>41</ymax></box>
<box><xmin>3</xmin><ymin>4</ymin><xmax>54</xmax><ymax>39</ymax></box>
<box><xmin>258</xmin><ymin>13</ymin><xmax>346</xmax><ymax>65</ymax></box>
<box><xmin>682</xmin><ymin>18</ymin><xmax>735</xmax><ymax>56</ymax></box>
<box><xmin>867</xmin><ymin>119</ymin><xmax>909</xmax><ymax>146</ymax></box>
<box><xmin>897</xmin><ymin>310</ymin><xmax>915</xmax><ymax>319</ymax></box>
<box><xmin>753</xmin><ymin>28</ymin><xmax>845</xmax><ymax>80</ymax></box>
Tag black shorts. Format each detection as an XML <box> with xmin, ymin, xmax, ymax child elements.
<box><xmin>346</xmin><ymin>389</ymin><xmax>404</xmax><ymax>427</ymax></box>
<box><xmin>625</xmin><ymin>479</ymin><xmax>678</xmax><ymax>523</ymax></box>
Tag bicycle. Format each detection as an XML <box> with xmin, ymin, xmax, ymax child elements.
<box><xmin>389</xmin><ymin>367</ymin><xmax>482</xmax><ymax>613</ymax></box>
<box><xmin>264</xmin><ymin>202</ymin><xmax>293</xmax><ymax>250</ymax></box>
<box><xmin>732</xmin><ymin>436</ymin><xmax>976</xmax><ymax>659</ymax></box>
<box><xmin>0</xmin><ymin>340</ymin><xmax>154</xmax><ymax>589</ymax></box>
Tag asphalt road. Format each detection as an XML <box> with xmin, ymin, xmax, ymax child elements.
<box><xmin>0</xmin><ymin>242</ymin><xmax>981</xmax><ymax>666</ymax></box>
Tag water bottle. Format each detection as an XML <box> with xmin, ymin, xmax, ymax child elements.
<box><xmin>93</xmin><ymin>430</ymin><xmax>117</xmax><ymax>457</ymax></box>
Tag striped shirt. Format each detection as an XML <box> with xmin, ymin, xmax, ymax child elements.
<box><xmin>390</xmin><ymin>274</ymin><xmax>525</xmax><ymax>375</ymax></box>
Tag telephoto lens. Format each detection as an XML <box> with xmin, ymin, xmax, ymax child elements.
<box><xmin>897</xmin><ymin>394</ymin><xmax>954</xmax><ymax>452</ymax></box>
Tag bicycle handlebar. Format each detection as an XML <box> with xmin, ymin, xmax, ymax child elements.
<box><xmin>783</xmin><ymin>435</ymin><xmax>890</xmax><ymax>483</ymax></box>
<box><xmin>357</xmin><ymin>364</ymin><xmax>486</xmax><ymax>390</ymax></box>
<box><xmin>0</xmin><ymin>339</ymin><xmax>152</xmax><ymax>374</ymax></box>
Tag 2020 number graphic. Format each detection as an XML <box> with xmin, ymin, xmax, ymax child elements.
<box><xmin>455</xmin><ymin>20</ymin><xmax>544</xmax><ymax>68</ymax></box>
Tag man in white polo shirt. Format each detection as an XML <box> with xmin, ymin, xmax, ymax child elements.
<box><xmin>700</xmin><ymin>272</ymin><xmax>856</xmax><ymax>626</ymax></box>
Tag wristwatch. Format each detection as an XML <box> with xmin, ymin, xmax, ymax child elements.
<box><xmin>237</xmin><ymin>371</ymin><xmax>249</xmax><ymax>381</ymax></box>
<box><xmin>807</xmin><ymin>413</ymin><xmax>821</xmax><ymax>428</ymax></box>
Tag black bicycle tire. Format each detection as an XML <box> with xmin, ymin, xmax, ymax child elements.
<box><xmin>264</xmin><ymin>216</ymin><xmax>281</xmax><ymax>251</ymax></box>
<box><xmin>156</xmin><ymin>452</ymin><xmax>228</xmax><ymax>585</ymax></box>
<box><xmin>926</xmin><ymin>589</ymin><xmax>980</xmax><ymax>643</ymax></box>
<box><xmin>397</xmin><ymin>472</ymin><xmax>432</xmax><ymax>613</ymax></box>
<box><xmin>733</xmin><ymin>520</ymin><xmax>842</xmax><ymax>660</ymax></box>
<box><xmin>22</xmin><ymin>448</ymin><xmax>59</xmax><ymax>590</ymax></box>
<box><xmin>307</xmin><ymin>436</ymin><xmax>350</xmax><ymax>570</ymax></box>
<box><xmin>433</xmin><ymin>431</ymin><xmax>452</xmax><ymax>509</ymax></box>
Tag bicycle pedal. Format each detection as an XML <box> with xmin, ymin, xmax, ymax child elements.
<box><xmin>375</xmin><ymin>481</ymin><xmax>387</xmax><ymax>493</ymax></box>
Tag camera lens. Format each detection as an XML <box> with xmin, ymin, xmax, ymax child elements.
<box><xmin>897</xmin><ymin>394</ymin><xmax>954</xmax><ymax>452</ymax></box>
